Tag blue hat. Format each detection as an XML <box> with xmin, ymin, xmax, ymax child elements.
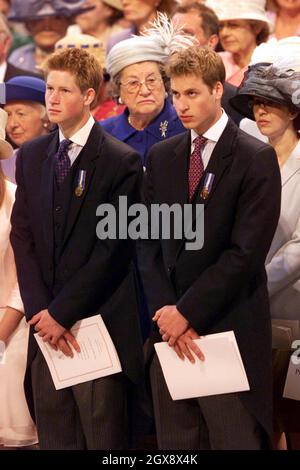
<box><xmin>4</xmin><ymin>76</ymin><xmax>46</xmax><ymax>105</ymax></box>
<box><xmin>8</xmin><ymin>0</ymin><xmax>95</xmax><ymax>23</ymax></box>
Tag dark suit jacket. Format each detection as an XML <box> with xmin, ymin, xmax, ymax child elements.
<box><xmin>140</xmin><ymin>118</ymin><xmax>281</xmax><ymax>443</ymax></box>
<box><xmin>4</xmin><ymin>61</ymin><xmax>40</xmax><ymax>80</ymax></box>
<box><xmin>10</xmin><ymin>122</ymin><xmax>144</xmax><ymax>419</ymax></box>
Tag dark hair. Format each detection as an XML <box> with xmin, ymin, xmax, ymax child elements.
<box><xmin>158</xmin><ymin>0</ymin><xmax>177</xmax><ymax>17</ymax></box>
<box><xmin>173</xmin><ymin>2</ymin><xmax>219</xmax><ymax>37</ymax></box>
<box><xmin>248</xmin><ymin>20</ymin><xmax>270</xmax><ymax>45</ymax></box>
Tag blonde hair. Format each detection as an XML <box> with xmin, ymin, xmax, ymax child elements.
<box><xmin>166</xmin><ymin>46</ymin><xmax>225</xmax><ymax>90</ymax></box>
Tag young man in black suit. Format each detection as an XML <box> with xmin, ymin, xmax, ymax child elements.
<box><xmin>140</xmin><ymin>46</ymin><xmax>281</xmax><ymax>449</ymax></box>
<box><xmin>10</xmin><ymin>47</ymin><xmax>144</xmax><ymax>449</ymax></box>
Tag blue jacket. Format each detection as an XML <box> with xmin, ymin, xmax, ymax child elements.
<box><xmin>100</xmin><ymin>100</ymin><xmax>185</xmax><ymax>166</ymax></box>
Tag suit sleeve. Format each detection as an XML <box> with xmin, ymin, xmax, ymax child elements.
<box><xmin>138</xmin><ymin>151</ymin><xmax>177</xmax><ymax>316</ymax></box>
<box><xmin>177</xmin><ymin>146</ymin><xmax>281</xmax><ymax>331</ymax></box>
<box><xmin>266</xmin><ymin>213</ymin><xmax>300</xmax><ymax>297</ymax></box>
<box><xmin>10</xmin><ymin>146</ymin><xmax>52</xmax><ymax>319</ymax></box>
<box><xmin>47</xmin><ymin>150</ymin><xmax>143</xmax><ymax>329</ymax></box>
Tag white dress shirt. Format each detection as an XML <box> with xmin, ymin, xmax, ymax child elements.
<box><xmin>58</xmin><ymin>114</ymin><xmax>95</xmax><ymax>165</ymax></box>
<box><xmin>190</xmin><ymin>110</ymin><xmax>229</xmax><ymax>169</ymax></box>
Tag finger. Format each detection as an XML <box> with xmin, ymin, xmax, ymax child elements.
<box><xmin>168</xmin><ymin>335</ymin><xmax>178</xmax><ymax>347</ymax></box>
<box><xmin>177</xmin><ymin>341</ymin><xmax>195</xmax><ymax>364</ymax></box>
<box><xmin>64</xmin><ymin>332</ymin><xmax>81</xmax><ymax>353</ymax></box>
<box><xmin>42</xmin><ymin>334</ymin><xmax>52</xmax><ymax>342</ymax></box>
<box><xmin>49</xmin><ymin>342</ymin><xmax>58</xmax><ymax>351</ymax></box>
<box><xmin>173</xmin><ymin>343</ymin><xmax>184</xmax><ymax>360</ymax></box>
<box><xmin>38</xmin><ymin>330</ymin><xmax>47</xmax><ymax>337</ymax></box>
<box><xmin>28</xmin><ymin>313</ymin><xmax>41</xmax><ymax>325</ymax></box>
<box><xmin>187</xmin><ymin>340</ymin><xmax>205</xmax><ymax>362</ymax></box>
<box><xmin>57</xmin><ymin>338</ymin><xmax>73</xmax><ymax>358</ymax></box>
<box><xmin>159</xmin><ymin>328</ymin><xmax>165</xmax><ymax>336</ymax></box>
<box><xmin>152</xmin><ymin>308</ymin><xmax>162</xmax><ymax>322</ymax></box>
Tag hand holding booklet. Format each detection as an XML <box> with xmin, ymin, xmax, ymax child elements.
<box><xmin>154</xmin><ymin>331</ymin><xmax>249</xmax><ymax>400</ymax></box>
<box><xmin>34</xmin><ymin>314</ymin><xmax>121</xmax><ymax>390</ymax></box>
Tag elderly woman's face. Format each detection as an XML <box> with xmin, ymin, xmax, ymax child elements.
<box><xmin>219</xmin><ymin>20</ymin><xmax>257</xmax><ymax>56</ymax></box>
<box><xmin>119</xmin><ymin>61</ymin><xmax>165</xmax><ymax>119</ymax></box>
<box><xmin>4</xmin><ymin>101</ymin><xmax>47</xmax><ymax>147</ymax></box>
<box><xmin>121</xmin><ymin>0</ymin><xmax>158</xmax><ymax>24</ymax></box>
<box><xmin>253</xmin><ymin>98</ymin><xmax>296</xmax><ymax>140</ymax></box>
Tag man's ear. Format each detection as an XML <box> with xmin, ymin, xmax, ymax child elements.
<box><xmin>212</xmin><ymin>81</ymin><xmax>223</xmax><ymax>100</ymax></box>
<box><xmin>208</xmin><ymin>34</ymin><xmax>219</xmax><ymax>51</ymax></box>
<box><xmin>84</xmin><ymin>88</ymin><xmax>96</xmax><ymax>106</ymax></box>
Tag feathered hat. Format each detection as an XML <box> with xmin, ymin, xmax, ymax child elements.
<box><xmin>106</xmin><ymin>12</ymin><xmax>196</xmax><ymax>78</ymax></box>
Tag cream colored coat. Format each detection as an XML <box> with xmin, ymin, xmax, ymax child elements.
<box><xmin>0</xmin><ymin>179</ymin><xmax>23</xmax><ymax>312</ymax></box>
<box><xmin>266</xmin><ymin>140</ymin><xmax>300</xmax><ymax>319</ymax></box>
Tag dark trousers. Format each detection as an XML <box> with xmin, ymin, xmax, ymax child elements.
<box><xmin>150</xmin><ymin>354</ymin><xmax>264</xmax><ymax>450</ymax></box>
<box><xmin>31</xmin><ymin>349</ymin><xmax>128</xmax><ymax>449</ymax></box>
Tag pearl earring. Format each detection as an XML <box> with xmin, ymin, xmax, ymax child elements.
<box><xmin>118</xmin><ymin>97</ymin><xmax>124</xmax><ymax>105</ymax></box>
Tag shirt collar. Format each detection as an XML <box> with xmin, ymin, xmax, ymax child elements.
<box><xmin>59</xmin><ymin>114</ymin><xmax>95</xmax><ymax>147</ymax></box>
<box><xmin>191</xmin><ymin>110</ymin><xmax>229</xmax><ymax>144</ymax></box>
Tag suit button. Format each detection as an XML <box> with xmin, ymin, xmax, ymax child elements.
<box><xmin>55</xmin><ymin>222</ymin><xmax>61</xmax><ymax>229</ymax></box>
<box><xmin>167</xmin><ymin>265</ymin><xmax>173</xmax><ymax>273</ymax></box>
<box><xmin>55</xmin><ymin>205</ymin><xmax>62</xmax><ymax>212</ymax></box>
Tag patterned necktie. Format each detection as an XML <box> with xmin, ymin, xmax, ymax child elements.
<box><xmin>188</xmin><ymin>135</ymin><xmax>206</xmax><ymax>201</ymax></box>
<box><xmin>54</xmin><ymin>139</ymin><xmax>72</xmax><ymax>187</ymax></box>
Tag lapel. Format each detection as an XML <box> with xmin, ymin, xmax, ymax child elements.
<box><xmin>174</xmin><ymin>119</ymin><xmax>237</xmax><ymax>262</ymax></box>
<box><xmin>281</xmin><ymin>141</ymin><xmax>300</xmax><ymax>187</ymax></box>
<box><xmin>168</xmin><ymin>131</ymin><xmax>190</xmax><ymax>207</ymax></box>
<box><xmin>62</xmin><ymin>123</ymin><xmax>104</xmax><ymax>247</ymax></box>
<box><xmin>40</xmin><ymin>131</ymin><xmax>58</xmax><ymax>262</ymax></box>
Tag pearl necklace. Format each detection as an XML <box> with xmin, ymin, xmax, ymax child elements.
<box><xmin>128</xmin><ymin>115</ymin><xmax>145</xmax><ymax>131</ymax></box>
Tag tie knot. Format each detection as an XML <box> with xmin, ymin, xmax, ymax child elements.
<box><xmin>193</xmin><ymin>135</ymin><xmax>206</xmax><ymax>149</ymax></box>
<box><xmin>58</xmin><ymin>139</ymin><xmax>72</xmax><ymax>154</ymax></box>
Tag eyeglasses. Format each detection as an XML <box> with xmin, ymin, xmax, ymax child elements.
<box><xmin>120</xmin><ymin>75</ymin><xmax>162</xmax><ymax>94</ymax></box>
<box><xmin>248</xmin><ymin>97</ymin><xmax>280</xmax><ymax>111</ymax></box>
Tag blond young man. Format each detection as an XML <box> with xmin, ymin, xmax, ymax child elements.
<box><xmin>10</xmin><ymin>48</ymin><xmax>144</xmax><ymax>449</ymax></box>
<box><xmin>141</xmin><ymin>46</ymin><xmax>281</xmax><ymax>449</ymax></box>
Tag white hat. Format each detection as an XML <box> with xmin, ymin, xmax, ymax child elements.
<box><xmin>206</xmin><ymin>0</ymin><xmax>271</xmax><ymax>25</ymax></box>
<box><xmin>0</xmin><ymin>109</ymin><xmax>13</xmax><ymax>160</ymax></box>
<box><xmin>106</xmin><ymin>12</ymin><xmax>196</xmax><ymax>77</ymax></box>
<box><xmin>250</xmin><ymin>37</ymin><xmax>300</xmax><ymax>71</ymax></box>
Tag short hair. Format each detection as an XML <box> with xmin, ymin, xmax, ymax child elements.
<box><xmin>248</xmin><ymin>20</ymin><xmax>270</xmax><ymax>45</ymax></box>
<box><xmin>173</xmin><ymin>2</ymin><xmax>219</xmax><ymax>37</ymax></box>
<box><xmin>166</xmin><ymin>46</ymin><xmax>225</xmax><ymax>90</ymax></box>
<box><xmin>158</xmin><ymin>0</ymin><xmax>177</xmax><ymax>16</ymax></box>
<box><xmin>42</xmin><ymin>48</ymin><xmax>103</xmax><ymax>97</ymax></box>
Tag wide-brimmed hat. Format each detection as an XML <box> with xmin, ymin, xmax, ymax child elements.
<box><xmin>8</xmin><ymin>0</ymin><xmax>95</xmax><ymax>23</ymax></box>
<box><xmin>0</xmin><ymin>109</ymin><xmax>13</xmax><ymax>160</ymax></box>
<box><xmin>55</xmin><ymin>33</ymin><xmax>106</xmax><ymax>68</ymax></box>
<box><xmin>102</xmin><ymin>0</ymin><xmax>122</xmax><ymax>11</ymax></box>
<box><xmin>206</xmin><ymin>0</ymin><xmax>271</xmax><ymax>25</ymax></box>
<box><xmin>230</xmin><ymin>62</ymin><xmax>300</xmax><ymax>120</ymax></box>
<box><xmin>4</xmin><ymin>76</ymin><xmax>46</xmax><ymax>105</ymax></box>
<box><xmin>107</xmin><ymin>12</ymin><xmax>196</xmax><ymax>78</ymax></box>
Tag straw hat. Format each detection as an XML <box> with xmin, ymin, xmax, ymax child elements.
<box><xmin>55</xmin><ymin>33</ymin><xmax>106</xmax><ymax>68</ymax></box>
<box><xmin>0</xmin><ymin>109</ymin><xmax>13</xmax><ymax>160</ymax></box>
